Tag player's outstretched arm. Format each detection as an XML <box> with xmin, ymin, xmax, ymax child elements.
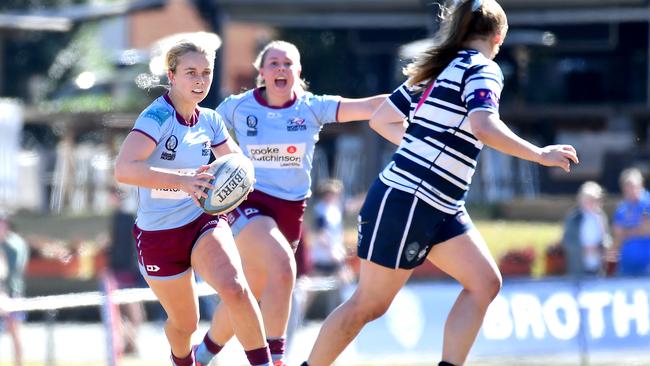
<box><xmin>469</xmin><ymin>111</ymin><xmax>579</xmax><ymax>172</ymax></box>
<box><xmin>368</xmin><ymin>99</ymin><xmax>408</xmax><ymax>146</ymax></box>
<box><xmin>337</xmin><ymin>94</ymin><xmax>389</xmax><ymax>122</ymax></box>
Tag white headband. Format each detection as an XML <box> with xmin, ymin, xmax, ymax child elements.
<box><xmin>471</xmin><ymin>0</ymin><xmax>483</xmax><ymax>12</ymax></box>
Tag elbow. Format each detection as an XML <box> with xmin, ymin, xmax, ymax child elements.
<box><xmin>368</xmin><ymin>116</ymin><xmax>381</xmax><ymax>132</ymax></box>
<box><xmin>113</xmin><ymin>163</ymin><xmax>128</xmax><ymax>184</ymax></box>
<box><xmin>472</xmin><ymin>126</ymin><xmax>489</xmax><ymax>143</ymax></box>
<box><xmin>469</xmin><ymin>119</ymin><xmax>491</xmax><ymax>143</ymax></box>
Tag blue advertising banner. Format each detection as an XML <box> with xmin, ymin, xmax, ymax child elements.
<box><xmin>338</xmin><ymin>277</ymin><xmax>650</xmax><ymax>364</ymax></box>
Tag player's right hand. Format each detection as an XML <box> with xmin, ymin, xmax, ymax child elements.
<box><xmin>179</xmin><ymin>170</ymin><xmax>214</xmax><ymax>204</ymax></box>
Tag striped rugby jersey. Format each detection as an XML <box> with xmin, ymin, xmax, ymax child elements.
<box><xmin>381</xmin><ymin>49</ymin><xmax>503</xmax><ymax>214</ymax></box>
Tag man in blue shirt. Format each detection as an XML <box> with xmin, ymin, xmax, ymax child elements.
<box><xmin>612</xmin><ymin>167</ymin><xmax>650</xmax><ymax>276</ymax></box>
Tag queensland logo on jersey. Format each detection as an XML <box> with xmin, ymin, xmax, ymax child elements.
<box><xmin>246</xmin><ymin>115</ymin><xmax>258</xmax><ymax>136</ymax></box>
<box><xmin>161</xmin><ymin>135</ymin><xmax>178</xmax><ymax>160</ymax></box>
<box><xmin>474</xmin><ymin>89</ymin><xmax>499</xmax><ymax>108</ymax></box>
<box><xmin>286</xmin><ymin>117</ymin><xmax>306</xmax><ymax>132</ymax></box>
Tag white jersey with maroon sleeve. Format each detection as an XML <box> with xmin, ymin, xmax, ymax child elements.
<box><xmin>131</xmin><ymin>94</ymin><xmax>230</xmax><ymax>230</ymax></box>
<box><xmin>216</xmin><ymin>88</ymin><xmax>340</xmax><ymax>200</ymax></box>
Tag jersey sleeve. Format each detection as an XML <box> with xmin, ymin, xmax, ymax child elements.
<box><xmin>131</xmin><ymin>106</ymin><xmax>172</xmax><ymax>145</ymax></box>
<box><xmin>310</xmin><ymin>94</ymin><xmax>341</xmax><ymax>125</ymax></box>
<box><xmin>387</xmin><ymin>81</ymin><xmax>415</xmax><ymax>118</ymax></box>
<box><xmin>462</xmin><ymin>62</ymin><xmax>504</xmax><ymax>116</ymax></box>
<box><xmin>210</xmin><ymin>111</ymin><xmax>230</xmax><ymax>147</ymax></box>
<box><xmin>216</xmin><ymin>95</ymin><xmax>237</xmax><ymax>130</ymax></box>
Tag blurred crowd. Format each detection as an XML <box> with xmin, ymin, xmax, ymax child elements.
<box><xmin>561</xmin><ymin>167</ymin><xmax>650</xmax><ymax>278</ymax></box>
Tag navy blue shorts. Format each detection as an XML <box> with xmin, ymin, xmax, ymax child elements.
<box><xmin>357</xmin><ymin>179</ymin><xmax>474</xmax><ymax>270</ymax></box>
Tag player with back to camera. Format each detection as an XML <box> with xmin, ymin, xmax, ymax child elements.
<box><xmin>192</xmin><ymin>40</ymin><xmax>388</xmax><ymax>366</ymax></box>
<box><xmin>113</xmin><ymin>35</ymin><xmax>273</xmax><ymax>366</ymax></box>
<box><xmin>301</xmin><ymin>1</ymin><xmax>579</xmax><ymax>365</ymax></box>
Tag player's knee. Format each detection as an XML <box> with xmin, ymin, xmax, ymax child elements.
<box><xmin>349</xmin><ymin>296</ymin><xmax>390</xmax><ymax>323</ymax></box>
<box><xmin>217</xmin><ymin>278</ymin><xmax>249</xmax><ymax>304</ymax></box>
<box><xmin>268</xmin><ymin>251</ymin><xmax>296</xmax><ymax>287</ymax></box>
<box><xmin>169</xmin><ymin>315</ymin><xmax>199</xmax><ymax>335</ymax></box>
<box><xmin>475</xmin><ymin>270</ymin><xmax>502</xmax><ymax>303</ymax></box>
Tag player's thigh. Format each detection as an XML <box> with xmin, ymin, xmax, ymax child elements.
<box><xmin>427</xmin><ymin>229</ymin><xmax>501</xmax><ymax>292</ymax></box>
<box><xmin>145</xmin><ymin>271</ymin><xmax>198</xmax><ymax>326</ymax></box>
<box><xmin>191</xmin><ymin>225</ymin><xmax>248</xmax><ymax>293</ymax></box>
<box><xmin>236</xmin><ymin>215</ymin><xmax>296</xmax><ymax>275</ymax></box>
<box><xmin>352</xmin><ymin>259</ymin><xmax>412</xmax><ymax>315</ymax></box>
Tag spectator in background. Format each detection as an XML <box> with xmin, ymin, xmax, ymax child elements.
<box><xmin>308</xmin><ymin>179</ymin><xmax>353</xmax><ymax>317</ymax></box>
<box><xmin>107</xmin><ymin>187</ymin><xmax>146</xmax><ymax>356</ymax></box>
<box><xmin>610</xmin><ymin>168</ymin><xmax>650</xmax><ymax>276</ymax></box>
<box><xmin>562</xmin><ymin>181</ymin><xmax>611</xmax><ymax>277</ymax></box>
<box><xmin>0</xmin><ymin>212</ymin><xmax>29</xmax><ymax>366</ymax></box>
<box><xmin>310</xmin><ymin>179</ymin><xmax>348</xmax><ymax>278</ymax></box>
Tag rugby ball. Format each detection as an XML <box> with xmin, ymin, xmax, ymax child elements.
<box><xmin>199</xmin><ymin>153</ymin><xmax>255</xmax><ymax>215</ymax></box>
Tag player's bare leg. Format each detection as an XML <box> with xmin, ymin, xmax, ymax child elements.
<box><xmin>427</xmin><ymin>229</ymin><xmax>502</xmax><ymax>366</ymax></box>
<box><xmin>306</xmin><ymin>260</ymin><xmax>412</xmax><ymax>366</ymax></box>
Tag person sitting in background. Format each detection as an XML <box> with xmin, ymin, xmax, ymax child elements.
<box><xmin>561</xmin><ymin>181</ymin><xmax>611</xmax><ymax>277</ymax></box>
<box><xmin>610</xmin><ymin>167</ymin><xmax>650</xmax><ymax>276</ymax></box>
<box><xmin>0</xmin><ymin>212</ymin><xmax>29</xmax><ymax>366</ymax></box>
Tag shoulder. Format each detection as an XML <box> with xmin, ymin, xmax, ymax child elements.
<box><xmin>138</xmin><ymin>98</ymin><xmax>174</xmax><ymax>126</ymax></box>
<box><xmin>300</xmin><ymin>91</ymin><xmax>339</xmax><ymax>105</ymax></box>
<box><xmin>221</xmin><ymin>89</ymin><xmax>255</xmax><ymax>105</ymax></box>
<box><xmin>466</xmin><ymin>54</ymin><xmax>502</xmax><ymax>77</ymax></box>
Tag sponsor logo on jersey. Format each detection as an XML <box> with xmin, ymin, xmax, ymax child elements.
<box><xmin>246</xmin><ymin>115</ymin><xmax>258</xmax><ymax>136</ymax></box>
<box><xmin>417</xmin><ymin>245</ymin><xmax>429</xmax><ymax>260</ymax></box>
<box><xmin>474</xmin><ymin>89</ymin><xmax>499</xmax><ymax>108</ymax></box>
<box><xmin>161</xmin><ymin>135</ymin><xmax>178</xmax><ymax>160</ymax></box>
<box><xmin>144</xmin><ymin>107</ymin><xmax>172</xmax><ymax>126</ymax></box>
<box><xmin>287</xmin><ymin>117</ymin><xmax>307</xmax><ymax>132</ymax></box>
<box><xmin>226</xmin><ymin>210</ymin><xmax>239</xmax><ymax>225</ymax></box>
<box><xmin>267</xmin><ymin>111</ymin><xmax>282</xmax><ymax>119</ymax></box>
<box><xmin>246</xmin><ymin>143</ymin><xmax>306</xmax><ymax>168</ymax></box>
<box><xmin>150</xmin><ymin>168</ymin><xmax>194</xmax><ymax>199</ymax></box>
<box><xmin>202</xmin><ymin>141</ymin><xmax>210</xmax><ymax>156</ymax></box>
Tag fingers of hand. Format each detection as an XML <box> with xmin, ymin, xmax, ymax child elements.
<box><xmin>196</xmin><ymin>165</ymin><xmax>211</xmax><ymax>173</ymax></box>
<box><xmin>196</xmin><ymin>172</ymin><xmax>215</xmax><ymax>181</ymax></box>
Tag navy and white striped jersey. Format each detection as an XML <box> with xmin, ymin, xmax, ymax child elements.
<box><xmin>381</xmin><ymin>49</ymin><xmax>503</xmax><ymax>214</ymax></box>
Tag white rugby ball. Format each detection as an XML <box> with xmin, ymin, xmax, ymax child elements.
<box><xmin>199</xmin><ymin>153</ymin><xmax>255</xmax><ymax>215</ymax></box>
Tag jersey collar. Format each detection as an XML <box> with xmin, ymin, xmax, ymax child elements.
<box><xmin>163</xmin><ymin>93</ymin><xmax>200</xmax><ymax>127</ymax></box>
<box><xmin>253</xmin><ymin>87</ymin><xmax>297</xmax><ymax>109</ymax></box>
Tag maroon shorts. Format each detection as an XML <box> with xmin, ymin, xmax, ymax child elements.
<box><xmin>133</xmin><ymin>213</ymin><xmax>228</xmax><ymax>279</ymax></box>
<box><xmin>226</xmin><ymin>190</ymin><xmax>307</xmax><ymax>248</ymax></box>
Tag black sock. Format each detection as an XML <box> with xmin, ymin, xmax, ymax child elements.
<box><xmin>300</xmin><ymin>362</ymin><xmax>309</xmax><ymax>366</ymax></box>
<box><xmin>439</xmin><ymin>362</ymin><xmax>456</xmax><ymax>366</ymax></box>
